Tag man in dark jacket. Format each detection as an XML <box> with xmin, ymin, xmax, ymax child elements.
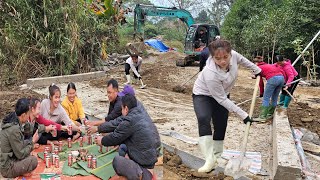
<box><xmin>0</xmin><ymin>98</ymin><xmax>38</xmax><ymax>178</ymax></box>
<box><xmin>199</xmin><ymin>47</ymin><xmax>210</xmax><ymax>72</ymax></box>
<box><xmin>95</xmin><ymin>94</ymin><xmax>161</xmax><ymax>180</ymax></box>
<box><xmin>87</xmin><ymin>79</ymin><xmax>123</xmax><ymax>126</ymax></box>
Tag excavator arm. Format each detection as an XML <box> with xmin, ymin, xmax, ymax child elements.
<box><xmin>133</xmin><ymin>4</ymin><xmax>195</xmax><ymax>39</ymax></box>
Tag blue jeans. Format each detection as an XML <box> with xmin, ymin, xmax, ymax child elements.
<box><xmin>263</xmin><ymin>76</ymin><xmax>285</xmax><ymax>107</ymax></box>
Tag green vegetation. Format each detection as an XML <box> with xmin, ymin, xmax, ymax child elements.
<box><xmin>0</xmin><ymin>0</ymin><xmax>120</xmax><ymax>85</ymax></box>
<box><xmin>221</xmin><ymin>0</ymin><xmax>319</xmax><ymax>60</ymax></box>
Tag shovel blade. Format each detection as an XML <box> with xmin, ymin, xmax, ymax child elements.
<box><xmin>224</xmin><ymin>156</ymin><xmax>252</xmax><ymax>179</ymax></box>
<box><xmin>140</xmin><ymin>84</ymin><xmax>147</xmax><ymax>89</ymax></box>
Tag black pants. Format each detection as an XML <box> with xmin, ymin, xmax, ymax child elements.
<box><xmin>38</xmin><ymin>130</ymin><xmax>79</xmax><ymax>145</ymax></box>
<box><xmin>193</xmin><ymin>94</ymin><xmax>229</xmax><ymax>140</ymax></box>
<box><xmin>125</xmin><ymin>63</ymin><xmax>139</xmax><ymax>78</ymax></box>
<box><xmin>112</xmin><ymin>156</ymin><xmax>152</xmax><ymax>180</ymax></box>
<box><xmin>282</xmin><ymin>75</ymin><xmax>300</xmax><ymax>95</ymax></box>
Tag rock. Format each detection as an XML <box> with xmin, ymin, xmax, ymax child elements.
<box><xmin>301</xmin><ymin>117</ymin><xmax>313</xmax><ymax>122</ymax></box>
<box><xmin>167</xmin><ymin>155</ymin><xmax>182</xmax><ymax>167</ymax></box>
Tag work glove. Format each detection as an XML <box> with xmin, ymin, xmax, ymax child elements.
<box><xmin>243</xmin><ymin>116</ymin><xmax>253</xmax><ymax>124</ymax></box>
<box><xmin>254</xmin><ymin>72</ymin><xmax>261</xmax><ymax>78</ymax></box>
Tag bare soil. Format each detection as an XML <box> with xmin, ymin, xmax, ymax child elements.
<box><xmin>0</xmin><ymin>89</ymin><xmax>46</xmax><ymax>118</ymax></box>
<box><xmin>164</xmin><ymin>149</ymin><xmax>232</xmax><ymax>180</ymax></box>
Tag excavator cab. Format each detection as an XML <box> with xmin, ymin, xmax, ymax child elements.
<box><xmin>176</xmin><ymin>24</ymin><xmax>220</xmax><ymax>66</ymax></box>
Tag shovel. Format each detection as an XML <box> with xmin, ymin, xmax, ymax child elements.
<box><xmin>139</xmin><ymin>79</ymin><xmax>147</xmax><ymax>89</ymax></box>
<box><xmin>172</xmin><ymin>71</ymin><xmax>199</xmax><ymax>93</ymax></box>
<box><xmin>224</xmin><ymin>76</ymin><xmax>260</xmax><ymax>179</ymax></box>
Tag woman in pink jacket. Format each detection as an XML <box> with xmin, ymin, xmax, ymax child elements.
<box><xmin>274</xmin><ymin>55</ymin><xmax>299</xmax><ymax>108</ymax></box>
<box><xmin>253</xmin><ymin>56</ymin><xmax>285</xmax><ymax>121</ymax></box>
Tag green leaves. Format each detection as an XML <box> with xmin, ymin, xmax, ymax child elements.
<box><xmin>221</xmin><ymin>0</ymin><xmax>319</xmax><ymax>60</ymax></box>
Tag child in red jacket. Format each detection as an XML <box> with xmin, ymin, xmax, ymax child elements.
<box><xmin>253</xmin><ymin>56</ymin><xmax>285</xmax><ymax>121</ymax></box>
<box><xmin>274</xmin><ymin>55</ymin><xmax>299</xmax><ymax>108</ymax></box>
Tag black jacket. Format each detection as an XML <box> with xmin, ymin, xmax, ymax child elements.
<box><xmin>100</xmin><ymin>103</ymin><xmax>161</xmax><ymax>169</ymax></box>
<box><xmin>105</xmin><ymin>96</ymin><xmax>122</xmax><ymax>121</ymax></box>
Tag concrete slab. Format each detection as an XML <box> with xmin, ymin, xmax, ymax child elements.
<box><xmin>272</xmin><ymin>109</ymin><xmax>302</xmax><ymax>180</ymax></box>
<box><xmin>27</xmin><ymin>71</ymin><xmax>105</xmax><ymax>88</ymax></box>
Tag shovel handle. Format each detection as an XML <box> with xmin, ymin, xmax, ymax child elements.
<box><xmin>284</xmin><ymin>89</ymin><xmax>296</xmax><ymax>102</ymax></box>
<box><xmin>140</xmin><ymin>79</ymin><xmax>144</xmax><ymax>86</ymax></box>
<box><xmin>181</xmin><ymin>71</ymin><xmax>199</xmax><ymax>86</ymax></box>
<box><xmin>240</xmin><ymin>76</ymin><xmax>260</xmax><ymax>156</ymax></box>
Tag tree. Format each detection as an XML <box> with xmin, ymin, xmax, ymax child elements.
<box><xmin>195</xmin><ymin>10</ymin><xmax>211</xmax><ymax>24</ymax></box>
<box><xmin>161</xmin><ymin>0</ymin><xmax>204</xmax><ymax>13</ymax></box>
<box><xmin>206</xmin><ymin>0</ymin><xmax>235</xmax><ymax>28</ymax></box>
<box><xmin>221</xmin><ymin>0</ymin><xmax>320</xmax><ymax>78</ymax></box>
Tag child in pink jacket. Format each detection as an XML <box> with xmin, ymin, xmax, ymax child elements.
<box><xmin>274</xmin><ymin>55</ymin><xmax>299</xmax><ymax>108</ymax></box>
<box><xmin>253</xmin><ymin>56</ymin><xmax>285</xmax><ymax>121</ymax></box>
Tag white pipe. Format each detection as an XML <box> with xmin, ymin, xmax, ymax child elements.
<box><xmin>292</xmin><ymin>30</ymin><xmax>320</xmax><ymax>66</ymax></box>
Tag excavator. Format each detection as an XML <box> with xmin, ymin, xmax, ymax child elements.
<box><xmin>128</xmin><ymin>4</ymin><xmax>220</xmax><ymax>66</ymax></box>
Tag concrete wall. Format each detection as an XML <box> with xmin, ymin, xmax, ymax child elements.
<box><xmin>272</xmin><ymin>109</ymin><xmax>302</xmax><ymax>180</ymax></box>
<box><xmin>27</xmin><ymin>71</ymin><xmax>105</xmax><ymax>88</ymax></box>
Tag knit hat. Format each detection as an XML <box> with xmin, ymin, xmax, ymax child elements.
<box><xmin>119</xmin><ymin>85</ymin><xmax>135</xmax><ymax>96</ymax></box>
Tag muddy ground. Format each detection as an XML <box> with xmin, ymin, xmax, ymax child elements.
<box><xmin>1</xmin><ymin>51</ymin><xmax>320</xmax><ymax>179</ymax></box>
<box><xmin>0</xmin><ymin>89</ymin><xmax>46</xmax><ymax>118</ymax></box>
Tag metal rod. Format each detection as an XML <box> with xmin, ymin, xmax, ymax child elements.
<box><xmin>292</xmin><ymin>30</ymin><xmax>320</xmax><ymax>66</ymax></box>
<box><xmin>283</xmin><ymin>78</ymin><xmax>302</xmax><ymax>87</ymax></box>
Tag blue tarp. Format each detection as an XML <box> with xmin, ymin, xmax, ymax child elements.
<box><xmin>144</xmin><ymin>39</ymin><xmax>170</xmax><ymax>52</ymax></box>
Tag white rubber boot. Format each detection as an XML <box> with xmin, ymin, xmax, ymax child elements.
<box><xmin>198</xmin><ymin>136</ymin><xmax>215</xmax><ymax>173</ymax></box>
<box><xmin>124</xmin><ymin>75</ymin><xmax>131</xmax><ymax>85</ymax></box>
<box><xmin>212</xmin><ymin>140</ymin><xmax>223</xmax><ymax>164</ymax></box>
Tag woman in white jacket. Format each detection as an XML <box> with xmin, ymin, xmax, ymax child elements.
<box><xmin>124</xmin><ymin>54</ymin><xmax>143</xmax><ymax>84</ymax></box>
<box><xmin>192</xmin><ymin>39</ymin><xmax>261</xmax><ymax>173</ymax></box>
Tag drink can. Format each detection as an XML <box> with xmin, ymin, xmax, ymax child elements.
<box><xmin>68</xmin><ymin>138</ymin><xmax>72</xmax><ymax>148</ymax></box>
<box><xmin>68</xmin><ymin>124</ymin><xmax>72</xmax><ymax>135</ymax></box>
<box><xmin>92</xmin><ymin>157</ymin><xmax>97</xmax><ymax>169</ymax></box>
<box><xmin>58</xmin><ymin>141</ymin><xmax>63</xmax><ymax>152</ymax></box>
<box><xmin>54</xmin><ymin>147</ymin><xmax>59</xmax><ymax>155</ymax></box>
<box><xmin>51</xmin><ymin>126</ymin><xmax>57</xmax><ymax>137</ymax></box>
<box><xmin>91</xmin><ymin>134</ymin><xmax>95</xmax><ymax>145</ymax></box>
<box><xmin>68</xmin><ymin>153</ymin><xmax>72</xmax><ymax>166</ymax></box>
<box><xmin>55</xmin><ymin>156</ymin><xmax>60</xmax><ymax>168</ymax></box>
<box><xmin>52</xmin><ymin>154</ymin><xmax>56</xmax><ymax>165</ymax></box>
<box><xmin>45</xmin><ymin>146</ymin><xmax>50</xmax><ymax>153</ymax></box>
<box><xmin>88</xmin><ymin>135</ymin><xmax>92</xmax><ymax>145</ymax></box>
<box><xmin>79</xmin><ymin>137</ymin><xmax>83</xmax><ymax>147</ymax></box>
<box><xmin>44</xmin><ymin>151</ymin><xmax>48</xmax><ymax>162</ymax></box>
<box><xmin>45</xmin><ymin>156</ymin><xmax>51</xmax><ymax>168</ymax></box>
<box><xmin>87</xmin><ymin>155</ymin><xmax>92</xmax><ymax>168</ymax></box>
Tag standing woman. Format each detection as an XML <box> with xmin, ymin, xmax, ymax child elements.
<box><xmin>61</xmin><ymin>82</ymin><xmax>86</xmax><ymax>126</ymax></box>
<box><xmin>40</xmin><ymin>84</ymin><xmax>80</xmax><ymax>141</ymax></box>
<box><xmin>274</xmin><ymin>55</ymin><xmax>299</xmax><ymax>108</ymax></box>
<box><xmin>192</xmin><ymin>39</ymin><xmax>261</xmax><ymax>173</ymax></box>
